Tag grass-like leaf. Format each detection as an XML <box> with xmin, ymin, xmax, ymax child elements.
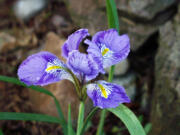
<box><xmin>0</xmin><ymin>75</ymin><xmax>68</xmax><ymax>135</ymax></box>
<box><xmin>96</xmin><ymin>109</ymin><xmax>107</xmax><ymax>135</ymax></box>
<box><xmin>76</xmin><ymin>102</ymin><xmax>85</xmax><ymax>135</ymax></box>
<box><xmin>80</xmin><ymin>107</ymin><xmax>98</xmax><ymax>135</ymax></box>
<box><xmin>0</xmin><ymin>129</ymin><xmax>3</xmax><ymax>135</ymax></box>
<box><xmin>144</xmin><ymin>123</ymin><xmax>152</xmax><ymax>134</ymax></box>
<box><xmin>68</xmin><ymin>104</ymin><xmax>75</xmax><ymax>135</ymax></box>
<box><xmin>108</xmin><ymin>104</ymin><xmax>146</xmax><ymax>135</ymax></box>
<box><xmin>0</xmin><ymin>112</ymin><xmax>62</xmax><ymax>124</ymax></box>
<box><xmin>106</xmin><ymin>0</ymin><xmax>119</xmax><ymax>31</ymax></box>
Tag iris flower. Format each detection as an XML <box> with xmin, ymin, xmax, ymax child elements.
<box><xmin>18</xmin><ymin>28</ymin><xmax>130</xmax><ymax>109</ymax></box>
<box><xmin>86</xmin><ymin>29</ymin><xmax>130</xmax><ymax>69</ymax></box>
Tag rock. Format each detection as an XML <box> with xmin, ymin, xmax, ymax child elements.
<box><xmin>28</xmin><ymin>32</ymin><xmax>93</xmax><ymax>123</ymax></box>
<box><xmin>15</xmin><ymin>29</ymin><xmax>38</xmax><ymax>47</ymax></box>
<box><xmin>51</xmin><ymin>14</ymin><xmax>73</xmax><ymax>36</ymax></box>
<box><xmin>63</xmin><ymin>0</ymin><xmax>177</xmax><ymax>50</ymax></box>
<box><xmin>105</xmin><ymin>59</ymin><xmax>129</xmax><ymax>76</ymax></box>
<box><xmin>150</xmin><ymin>6</ymin><xmax>180</xmax><ymax>135</ymax></box>
<box><xmin>51</xmin><ymin>15</ymin><xmax>69</xmax><ymax>28</ymax></box>
<box><xmin>42</xmin><ymin>32</ymin><xmax>66</xmax><ymax>62</ymax></box>
<box><xmin>14</xmin><ymin>0</ymin><xmax>47</xmax><ymax>20</ymax></box>
<box><xmin>0</xmin><ymin>29</ymin><xmax>38</xmax><ymax>53</ymax></box>
<box><xmin>115</xmin><ymin>0</ymin><xmax>176</xmax><ymax>19</ymax></box>
<box><xmin>0</xmin><ymin>32</ymin><xmax>16</xmax><ymax>52</ymax></box>
<box><xmin>113</xmin><ymin>73</ymin><xmax>136</xmax><ymax>100</ymax></box>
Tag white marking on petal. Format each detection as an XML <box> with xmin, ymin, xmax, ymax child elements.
<box><xmin>36</xmin><ymin>77</ymin><xmax>40</xmax><ymax>80</ymax></box>
<box><xmin>45</xmin><ymin>58</ymin><xmax>74</xmax><ymax>82</ymax></box>
<box><xmin>45</xmin><ymin>59</ymin><xmax>64</xmax><ymax>73</ymax></box>
<box><xmin>97</xmin><ymin>83</ymin><xmax>112</xmax><ymax>98</ymax></box>
<box><xmin>100</xmin><ymin>44</ymin><xmax>113</xmax><ymax>59</ymax></box>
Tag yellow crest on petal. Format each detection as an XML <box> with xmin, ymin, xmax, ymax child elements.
<box><xmin>46</xmin><ymin>66</ymin><xmax>62</xmax><ymax>71</ymax></box>
<box><xmin>102</xmin><ymin>48</ymin><xmax>109</xmax><ymax>56</ymax></box>
<box><xmin>98</xmin><ymin>84</ymin><xmax>108</xmax><ymax>98</ymax></box>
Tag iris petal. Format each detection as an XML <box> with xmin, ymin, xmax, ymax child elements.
<box><xmin>86</xmin><ymin>80</ymin><xmax>130</xmax><ymax>109</ymax></box>
<box><xmin>88</xmin><ymin>29</ymin><xmax>130</xmax><ymax>68</ymax></box>
<box><xmin>62</xmin><ymin>29</ymin><xmax>89</xmax><ymax>58</ymax></box>
<box><xmin>85</xmin><ymin>39</ymin><xmax>105</xmax><ymax>74</ymax></box>
<box><xmin>18</xmin><ymin>51</ymin><xmax>73</xmax><ymax>86</ymax></box>
<box><xmin>67</xmin><ymin>50</ymin><xmax>99</xmax><ymax>82</ymax></box>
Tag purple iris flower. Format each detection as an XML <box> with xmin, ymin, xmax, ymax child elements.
<box><xmin>86</xmin><ymin>81</ymin><xmax>130</xmax><ymax>109</ymax></box>
<box><xmin>86</xmin><ymin>29</ymin><xmax>130</xmax><ymax>68</ymax></box>
<box><xmin>67</xmin><ymin>50</ymin><xmax>99</xmax><ymax>82</ymax></box>
<box><xmin>18</xmin><ymin>51</ymin><xmax>73</xmax><ymax>86</ymax></box>
<box><xmin>61</xmin><ymin>29</ymin><xmax>100</xmax><ymax>82</ymax></box>
<box><xmin>17</xmin><ymin>28</ymin><xmax>130</xmax><ymax>109</ymax></box>
<box><xmin>62</xmin><ymin>29</ymin><xmax>89</xmax><ymax>58</ymax></box>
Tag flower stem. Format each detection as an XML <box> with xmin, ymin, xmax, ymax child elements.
<box><xmin>76</xmin><ymin>102</ymin><xmax>85</xmax><ymax>135</ymax></box>
<box><xmin>96</xmin><ymin>109</ymin><xmax>107</xmax><ymax>135</ymax></box>
<box><xmin>80</xmin><ymin>107</ymin><xmax>98</xmax><ymax>135</ymax></box>
<box><xmin>108</xmin><ymin>65</ymin><xmax>115</xmax><ymax>82</ymax></box>
<box><xmin>66</xmin><ymin>69</ymin><xmax>81</xmax><ymax>99</ymax></box>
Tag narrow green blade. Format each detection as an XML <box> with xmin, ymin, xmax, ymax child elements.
<box><xmin>0</xmin><ymin>129</ymin><xmax>3</xmax><ymax>135</ymax></box>
<box><xmin>68</xmin><ymin>104</ymin><xmax>75</xmax><ymax>135</ymax></box>
<box><xmin>80</xmin><ymin>107</ymin><xmax>98</xmax><ymax>135</ymax></box>
<box><xmin>0</xmin><ymin>112</ymin><xmax>61</xmax><ymax>124</ymax></box>
<box><xmin>76</xmin><ymin>102</ymin><xmax>85</xmax><ymax>135</ymax></box>
<box><xmin>106</xmin><ymin>0</ymin><xmax>119</xmax><ymax>31</ymax></box>
<box><xmin>108</xmin><ymin>104</ymin><xmax>146</xmax><ymax>135</ymax></box>
<box><xmin>0</xmin><ymin>75</ymin><xmax>68</xmax><ymax>135</ymax></box>
<box><xmin>144</xmin><ymin>123</ymin><xmax>152</xmax><ymax>134</ymax></box>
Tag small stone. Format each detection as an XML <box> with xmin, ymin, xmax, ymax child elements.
<box><xmin>14</xmin><ymin>0</ymin><xmax>47</xmax><ymax>20</ymax></box>
<box><xmin>112</xmin><ymin>73</ymin><xmax>136</xmax><ymax>100</ymax></box>
<box><xmin>105</xmin><ymin>59</ymin><xmax>129</xmax><ymax>76</ymax></box>
<box><xmin>0</xmin><ymin>32</ymin><xmax>16</xmax><ymax>52</ymax></box>
<box><xmin>51</xmin><ymin>15</ymin><xmax>68</xmax><ymax>28</ymax></box>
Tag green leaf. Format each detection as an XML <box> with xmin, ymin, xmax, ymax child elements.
<box><xmin>0</xmin><ymin>112</ymin><xmax>62</xmax><ymax>124</ymax></box>
<box><xmin>144</xmin><ymin>123</ymin><xmax>152</xmax><ymax>134</ymax></box>
<box><xmin>68</xmin><ymin>104</ymin><xmax>75</xmax><ymax>135</ymax></box>
<box><xmin>76</xmin><ymin>102</ymin><xmax>85</xmax><ymax>135</ymax></box>
<box><xmin>0</xmin><ymin>75</ymin><xmax>67</xmax><ymax>135</ymax></box>
<box><xmin>108</xmin><ymin>104</ymin><xmax>146</xmax><ymax>135</ymax></box>
<box><xmin>0</xmin><ymin>129</ymin><xmax>3</xmax><ymax>135</ymax></box>
<box><xmin>108</xmin><ymin>65</ymin><xmax>115</xmax><ymax>82</ymax></box>
<box><xmin>80</xmin><ymin>107</ymin><xmax>98</xmax><ymax>135</ymax></box>
<box><xmin>96</xmin><ymin>109</ymin><xmax>107</xmax><ymax>135</ymax></box>
<box><xmin>106</xmin><ymin>0</ymin><xmax>119</xmax><ymax>32</ymax></box>
<box><xmin>138</xmin><ymin>115</ymin><xmax>144</xmax><ymax>123</ymax></box>
<box><xmin>68</xmin><ymin>104</ymin><xmax>72</xmax><ymax>135</ymax></box>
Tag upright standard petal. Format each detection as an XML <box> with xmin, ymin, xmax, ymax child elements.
<box><xmin>18</xmin><ymin>51</ymin><xmax>73</xmax><ymax>86</ymax></box>
<box><xmin>85</xmin><ymin>39</ymin><xmax>105</xmax><ymax>74</ymax></box>
<box><xmin>67</xmin><ymin>50</ymin><xmax>99</xmax><ymax>82</ymax></box>
<box><xmin>89</xmin><ymin>29</ymin><xmax>130</xmax><ymax>68</ymax></box>
<box><xmin>62</xmin><ymin>29</ymin><xmax>89</xmax><ymax>58</ymax></box>
<box><xmin>86</xmin><ymin>80</ymin><xmax>130</xmax><ymax>109</ymax></box>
